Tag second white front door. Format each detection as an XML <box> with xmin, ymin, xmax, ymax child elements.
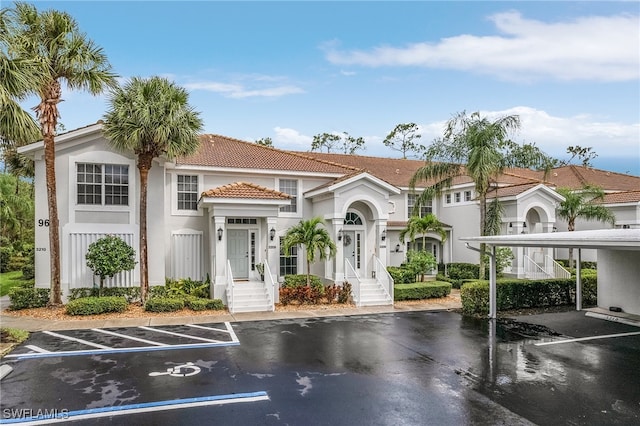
<box><xmin>344</xmin><ymin>230</ymin><xmax>362</xmax><ymax>275</ymax></box>
<box><xmin>228</xmin><ymin>229</ymin><xmax>249</xmax><ymax>279</ymax></box>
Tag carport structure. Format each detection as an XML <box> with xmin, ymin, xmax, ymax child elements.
<box><xmin>460</xmin><ymin>229</ymin><xmax>640</xmax><ymax>319</ymax></box>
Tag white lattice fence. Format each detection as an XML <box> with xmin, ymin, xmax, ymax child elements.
<box><xmin>68</xmin><ymin>232</ymin><xmax>136</xmax><ymax>289</ymax></box>
<box><xmin>171</xmin><ymin>230</ymin><xmax>203</xmax><ymax>280</ymax></box>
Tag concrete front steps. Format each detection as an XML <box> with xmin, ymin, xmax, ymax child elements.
<box><xmin>228</xmin><ymin>281</ymin><xmax>274</xmax><ymax>313</ymax></box>
<box><xmin>357</xmin><ymin>278</ymin><xmax>393</xmax><ymax>307</ymax></box>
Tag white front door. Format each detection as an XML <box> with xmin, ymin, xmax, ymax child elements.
<box><xmin>344</xmin><ymin>230</ymin><xmax>363</xmax><ymax>275</ymax></box>
<box><xmin>228</xmin><ymin>229</ymin><xmax>249</xmax><ymax>279</ymax></box>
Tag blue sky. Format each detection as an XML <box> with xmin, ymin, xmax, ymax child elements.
<box><xmin>19</xmin><ymin>1</ymin><xmax>640</xmax><ymax>175</ymax></box>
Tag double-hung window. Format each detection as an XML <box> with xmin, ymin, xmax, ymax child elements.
<box><xmin>177</xmin><ymin>175</ymin><xmax>198</xmax><ymax>210</ymax></box>
<box><xmin>279</xmin><ymin>237</ymin><xmax>298</xmax><ymax>275</ymax></box>
<box><xmin>279</xmin><ymin>179</ymin><xmax>298</xmax><ymax>213</ymax></box>
<box><xmin>407</xmin><ymin>194</ymin><xmax>432</xmax><ymax>217</ymax></box>
<box><xmin>77</xmin><ymin>163</ymin><xmax>128</xmax><ymax>206</ymax></box>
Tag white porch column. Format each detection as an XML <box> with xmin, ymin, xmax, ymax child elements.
<box><xmin>266</xmin><ymin>217</ymin><xmax>279</xmax><ymax>283</ymax></box>
<box><xmin>333</xmin><ymin>218</ymin><xmax>345</xmax><ymax>282</ymax></box>
<box><xmin>213</xmin><ymin>216</ymin><xmax>226</xmax><ymax>293</ymax></box>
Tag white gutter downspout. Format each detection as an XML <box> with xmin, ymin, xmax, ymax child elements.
<box><xmin>466</xmin><ymin>243</ymin><xmax>497</xmax><ymax>319</ymax></box>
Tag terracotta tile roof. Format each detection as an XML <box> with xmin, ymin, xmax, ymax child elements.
<box><xmin>178</xmin><ymin>135</ymin><xmax>358</xmax><ymax>174</ymax></box>
<box><xmin>487</xmin><ymin>183</ymin><xmax>541</xmax><ymax>199</ymax></box>
<box><xmin>508</xmin><ymin>165</ymin><xmax>640</xmax><ymax>191</ymax></box>
<box><xmin>598</xmin><ymin>190</ymin><xmax>640</xmax><ymax>204</ymax></box>
<box><xmin>201</xmin><ymin>182</ymin><xmax>292</xmax><ymax>200</ymax></box>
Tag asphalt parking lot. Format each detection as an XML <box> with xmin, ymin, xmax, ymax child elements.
<box><xmin>1</xmin><ymin>310</ymin><xmax>638</xmax><ymax>425</ymax></box>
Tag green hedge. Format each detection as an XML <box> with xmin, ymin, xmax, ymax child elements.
<box><xmin>65</xmin><ymin>296</ymin><xmax>128</xmax><ymax>315</ymax></box>
<box><xmin>145</xmin><ymin>297</ymin><xmax>185</xmax><ymax>312</ymax></box>
<box><xmin>387</xmin><ymin>266</ymin><xmax>417</xmax><ymax>284</ymax></box>
<box><xmin>185</xmin><ymin>298</ymin><xmax>225</xmax><ymax>311</ymax></box>
<box><xmin>446</xmin><ymin>263</ymin><xmax>480</xmax><ymax>280</ymax></box>
<box><xmin>394</xmin><ymin>282</ymin><xmax>452</xmax><ymax>301</ymax></box>
<box><xmin>68</xmin><ymin>287</ymin><xmax>141</xmax><ymax>302</ymax></box>
<box><xmin>460</xmin><ymin>277</ymin><xmax>597</xmax><ymax>316</ymax></box>
<box><xmin>282</xmin><ymin>274</ymin><xmax>324</xmax><ymax>292</ymax></box>
<box><xmin>8</xmin><ymin>287</ymin><xmax>50</xmax><ymax>310</ymax></box>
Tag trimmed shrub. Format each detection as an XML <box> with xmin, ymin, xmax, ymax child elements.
<box><xmin>282</xmin><ymin>274</ymin><xmax>324</xmax><ymax>291</ymax></box>
<box><xmin>446</xmin><ymin>263</ymin><xmax>480</xmax><ymax>280</ymax></box>
<box><xmin>65</xmin><ymin>296</ymin><xmax>128</xmax><ymax>316</ymax></box>
<box><xmin>0</xmin><ymin>246</ymin><xmax>14</xmax><ymax>273</ymax></box>
<box><xmin>85</xmin><ymin>235</ymin><xmax>136</xmax><ymax>295</ymax></box>
<box><xmin>460</xmin><ymin>277</ymin><xmax>597</xmax><ymax>316</ymax></box>
<box><xmin>394</xmin><ymin>281</ymin><xmax>452</xmax><ymax>301</ymax></box>
<box><xmin>279</xmin><ymin>285</ymin><xmax>323</xmax><ymax>305</ymax></box>
<box><xmin>21</xmin><ymin>247</ymin><xmax>35</xmax><ymax>280</ymax></box>
<box><xmin>145</xmin><ymin>297</ymin><xmax>185</xmax><ymax>312</ymax></box>
<box><xmin>387</xmin><ymin>266</ymin><xmax>417</xmax><ymax>284</ymax></box>
<box><xmin>68</xmin><ymin>286</ymin><xmax>141</xmax><ymax>302</ymax></box>
<box><xmin>185</xmin><ymin>298</ymin><xmax>225</xmax><ymax>311</ymax></box>
<box><xmin>8</xmin><ymin>287</ymin><xmax>50</xmax><ymax>310</ymax></box>
<box><xmin>149</xmin><ymin>285</ymin><xmax>169</xmax><ymax>299</ymax></box>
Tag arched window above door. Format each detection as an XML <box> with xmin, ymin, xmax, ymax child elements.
<box><xmin>344</xmin><ymin>212</ymin><xmax>363</xmax><ymax>225</ymax></box>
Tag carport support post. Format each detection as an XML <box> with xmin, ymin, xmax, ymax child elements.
<box><xmin>489</xmin><ymin>245</ymin><xmax>497</xmax><ymax>319</ymax></box>
<box><xmin>576</xmin><ymin>248</ymin><xmax>582</xmax><ymax>311</ymax></box>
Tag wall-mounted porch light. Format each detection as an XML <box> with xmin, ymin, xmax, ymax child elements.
<box><xmin>395</xmin><ymin>244</ymin><xmax>401</xmax><ymax>253</ymax></box>
<box><xmin>521</xmin><ymin>222</ymin><xmax>527</xmax><ymax>234</ymax></box>
<box><xmin>270</xmin><ymin>227</ymin><xmax>276</xmax><ymax>241</ymax></box>
<box><xmin>381</xmin><ymin>229</ymin><xmax>387</xmax><ymax>242</ymax></box>
<box><xmin>217</xmin><ymin>227</ymin><xmax>223</xmax><ymax>241</ymax></box>
<box><xmin>337</xmin><ymin>228</ymin><xmax>343</xmax><ymax>241</ymax></box>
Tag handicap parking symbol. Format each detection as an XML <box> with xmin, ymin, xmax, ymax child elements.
<box><xmin>149</xmin><ymin>362</ymin><xmax>201</xmax><ymax>377</ymax></box>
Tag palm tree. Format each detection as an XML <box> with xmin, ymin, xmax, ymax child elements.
<box><xmin>282</xmin><ymin>217</ymin><xmax>337</xmax><ymax>287</ymax></box>
<box><xmin>410</xmin><ymin>111</ymin><xmax>551</xmax><ymax>279</ymax></box>
<box><xmin>556</xmin><ymin>185</ymin><xmax>616</xmax><ymax>268</ymax></box>
<box><xmin>2</xmin><ymin>3</ymin><xmax>117</xmax><ymax>304</ymax></box>
<box><xmin>399</xmin><ymin>213</ymin><xmax>447</xmax><ymax>250</ymax></box>
<box><xmin>103</xmin><ymin>76</ymin><xmax>203</xmax><ymax>302</ymax></box>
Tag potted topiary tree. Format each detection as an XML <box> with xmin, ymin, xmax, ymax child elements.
<box><xmin>86</xmin><ymin>235</ymin><xmax>137</xmax><ymax>296</ymax></box>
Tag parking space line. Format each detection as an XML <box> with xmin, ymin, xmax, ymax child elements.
<box><xmin>42</xmin><ymin>331</ymin><xmax>110</xmax><ymax>349</ymax></box>
<box><xmin>0</xmin><ymin>391</ymin><xmax>269</xmax><ymax>425</ymax></box>
<box><xmin>138</xmin><ymin>326</ymin><xmax>224</xmax><ymax>343</ymax></box>
<box><xmin>91</xmin><ymin>328</ymin><xmax>168</xmax><ymax>346</ymax></box>
<box><xmin>5</xmin><ymin>341</ymin><xmax>240</xmax><ymax>360</ymax></box>
<box><xmin>534</xmin><ymin>331</ymin><xmax>640</xmax><ymax>346</ymax></box>
<box><xmin>187</xmin><ymin>322</ymin><xmax>240</xmax><ymax>343</ymax></box>
<box><xmin>24</xmin><ymin>345</ymin><xmax>50</xmax><ymax>353</ymax></box>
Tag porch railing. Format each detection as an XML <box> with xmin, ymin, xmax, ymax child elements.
<box><xmin>523</xmin><ymin>255</ymin><xmax>551</xmax><ymax>280</ymax></box>
<box><xmin>545</xmin><ymin>255</ymin><xmax>571</xmax><ymax>279</ymax></box>
<box><xmin>373</xmin><ymin>255</ymin><xmax>394</xmax><ymax>302</ymax></box>
<box><xmin>344</xmin><ymin>259</ymin><xmax>361</xmax><ymax>306</ymax></box>
<box><xmin>263</xmin><ymin>261</ymin><xmax>276</xmax><ymax>311</ymax></box>
<box><xmin>225</xmin><ymin>260</ymin><xmax>235</xmax><ymax>313</ymax></box>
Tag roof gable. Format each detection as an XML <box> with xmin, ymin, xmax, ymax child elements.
<box><xmin>201</xmin><ymin>182</ymin><xmax>291</xmax><ymax>200</ymax></box>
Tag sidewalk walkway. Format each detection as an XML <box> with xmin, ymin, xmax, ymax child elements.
<box><xmin>0</xmin><ymin>291</ymin><xmax>462</xmax><ymax>332</ymax></box>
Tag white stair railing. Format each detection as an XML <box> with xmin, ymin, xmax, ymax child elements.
<box><xmin>523</xmin><ymin>255</ymin><xmax>552</xmax><ymax>280</ymax></box>
<box><xmin>263</xmin><ymin>261</ymin><xmax>276</xmax><ymax>311</ymax></box>
<box><xmin>225</xmin><ymin>260</ymin><xmax>235</xmax><ymax>313</ymax></box>
<box><xmin>344</xmin><ymin>259</ymin><xmax>361</xmax><ymax>306</ymax></box>
<box><xmin>373</xmin><ymin>255</ymin><xmax>394</xmax><ymax>302</ymax></box>
<box><xmin>545</xmin><ymin>255</ymin><xmax>571</xmax><ymax>279</ymax></box>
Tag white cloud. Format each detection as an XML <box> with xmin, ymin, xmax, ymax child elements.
<box><xmin>324</xmin><ymin>11</ymin><xmax>640</xmax><ymax>81</ymax></box>
<box><xmin>416</xmin><ymin>107</ymin><xmax>639</xmax><ymax>159</ymax></box>
<box><xmin>184</xmin><ymin>79</ymin><xmax>304</xmax><ymax>99</ymax></box>
<box><xmin>273</xmin><ymin>127</ymin><xmax>313</xmax><ymax>148</ymax></box>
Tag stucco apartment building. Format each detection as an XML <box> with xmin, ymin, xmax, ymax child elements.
<box><xmin>18</xmin><ymin>123</ymin><xmax>640</xmax><ymax>311</ymax></box>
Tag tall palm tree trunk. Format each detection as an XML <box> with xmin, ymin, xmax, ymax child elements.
<box><xmin>37</xmin><ymin>80</ymin><xmax>62</xmax><ymax>305</ymax></box>
<box><xmin>137</xmin><ymin>153</ymin><xmax>153</xmax><ymax>303</ymax></box>
<box><xmin>478</xmin><ymin>195</ymin><xmax>487</xmax><ymax>280</ymax></box>
<box><xmin>306</xmin><ymin>259</ymin><xmax>312</xmax><ymax>287</ymax></box>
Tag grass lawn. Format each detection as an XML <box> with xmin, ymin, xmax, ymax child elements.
<box><xmin>0</xmin><ymin>271</ymin><xmax>33</xmax><ymax>297</ymax></box>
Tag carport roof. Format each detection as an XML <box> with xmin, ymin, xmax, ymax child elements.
<box><xmin>460</xmin><ymin>229</ymin><xmax>640</xmax><ymax>250</ymax></box>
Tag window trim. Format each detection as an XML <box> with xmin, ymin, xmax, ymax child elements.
<box><xmin>407</xmin><ymin>193</ymin><xmax>433</xmax><ymax>218</ymax></box>
<box><xmin>279</xmin><ymin>236</ymin><xmax>298</xmax><ymax>276</ymax></box>
<box><xmin>171</xmin><ymin>172</ymin><xmax>204</xmax><ymax>216</ymax></box>
<box><xmin>277</xmin><ymin>178</ymin><xmax>301</xmax><ymax>217</ymax></box>
<box><xmin>76</xmin><ymin>163</ymin><xmax>130</xmax><ymax>206</ymax></box>
<box><xmin>68</xmin><ymin>152</ymin><xmax>135</xmax><ymax>225</ymax></box>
